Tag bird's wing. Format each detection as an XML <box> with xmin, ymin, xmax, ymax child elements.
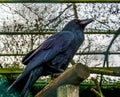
<box><xmin>22</xmin><ymin>31</ymin><xmax>74</xmax><ymax>65</ymax></box>
<box><xmin>21</xmin><ymin>31</ymin><xmax>74</xmax><ymax>76</ymax></box>
<box><xmin>22</xmin><ymin>34</ymin><xmax>59</xmax><ymax>65</ymax></box>
<box><xmin>22</xmin><ymin>49</ymin><xmax>36</xmax><ymax>65</ymax></box>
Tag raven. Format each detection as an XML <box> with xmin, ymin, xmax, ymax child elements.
<box><xmin>8</xmin><ymin>19</ymin><xmax>93</xmax><ymax>97</ymax></box>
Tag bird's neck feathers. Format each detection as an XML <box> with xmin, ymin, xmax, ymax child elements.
<box><xmin>62</xmin><ymin>25</ymin><xmax>84</xmax><ymax>40</ymax></box>
<box><xmin>74</xmin><ymin>30</ymin><xmax>84</xmax><ymax>41</ymax></box>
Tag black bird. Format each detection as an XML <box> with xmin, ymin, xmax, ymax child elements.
<box><xmin>8</xmin><ymin>19</ymin><xmax>93</xmax><ymax>97</ymax></box>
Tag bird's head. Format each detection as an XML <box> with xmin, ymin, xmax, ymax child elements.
<box><xmin>63</xmin><ymin>18</ymin><xmax>94</xmax><ymax>31</ymax></box>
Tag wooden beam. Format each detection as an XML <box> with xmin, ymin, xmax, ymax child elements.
<box><xmin>35</xmin><ymin>63</ymin><xmax>90</xmax><ymax>97</ymax></box>
<box><xmin>90</xmin><ymin>67</ymin><xmax>120</xmax><ymax>76</ymax></box>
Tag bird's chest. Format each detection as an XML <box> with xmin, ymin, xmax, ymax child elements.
<box><xmin>65</xmin><ymin>42</ymin><xmax>78</xmax><ymax>59</ymax></box>
<box><xmin>68</xmin><ymin>38</ymin><xmax>82</xmax><ymax>51</ymax></box>
<box><xmin>56</xmin><ymin>39</ymin><xmax>80</xmax><ymax>62</ymax></box>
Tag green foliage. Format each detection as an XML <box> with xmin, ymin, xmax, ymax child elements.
<box><xmin>0</xmin><ymin>75</ymin><xmax>51</xmax><ymax>97</ymax></box>
<box><xmin>0</xmin><ymin>77</ymin><xmax>34</xmax><ymax>97</ymax></box>
<box><xmin>81</xmin><ymin>77</ymin><xmax>120</xmax><ymax>89</ymax></box>
<box><xmin>0</xmin><ymin>78</ymin><xmax>20</xmax><ymax>97</ymax></box>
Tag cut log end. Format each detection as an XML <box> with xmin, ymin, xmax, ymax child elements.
<box><xmin>75</xmin><ymin>63</ymin><xmax>90</xmax><ymax>79</ymax></box>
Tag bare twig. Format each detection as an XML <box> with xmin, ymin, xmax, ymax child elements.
<box><xmin>22</xmin><ymin>4</ymin><xmax>43</xmax><ymax>21</ymax></box>
<box><xmin>91</xmin><ymin>77</ymin><xmax>104</xmax><ymax>97</ymax></box>
<box><xmin>72</xmin><ymin>3</ymin><xmax>79</xmax><ymax>19</ymax></box>
<box><xmin>2</xmin><ymin>4</ymin><xmax>29</xmax><ymax>22</ymax></box>
<box><xmin>45</xmin><ymin>4</ymin><xmax>72</xmax><ymax>26</ymax></box>
<box><xmin>90</xmin><ymin>88</ymin><xmax>102</xmax><ymax>97</ymax></box>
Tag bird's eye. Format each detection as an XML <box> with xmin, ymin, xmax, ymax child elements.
<box><xmin>75</xmin><ymin>20</ymin><xmax>79</xmax><ymax>23</ymax></box>
<box><xmin>75</xmin><ymin>20</ymin><xmax>80</xmax><ymax>24</ymax></box>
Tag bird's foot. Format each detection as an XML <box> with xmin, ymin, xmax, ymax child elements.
<box><xmin>48</xmin><ymin>65</ymin><xmax>64</xmax><ymax>73</ymax></box>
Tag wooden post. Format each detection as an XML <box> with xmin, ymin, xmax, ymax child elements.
<box><xmin>57</xmin><ymin>85</ymin><xmax>79</xmax><ymax>97</ymax></box>
<box><xmin>35</xmin><ymin>63</ymin><xmax>90</xmax><ymax>97</ymax></box>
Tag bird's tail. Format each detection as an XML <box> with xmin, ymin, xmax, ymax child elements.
<box><xmin>21</xmin><ymin>67</ymin><xmax>44</xmax><ymax>97</ymax></box>
<box><xmin>8</xmin><ymin>66</ymin><xmax>44</xmax><ymax>97</ymax></box>
<box><xmin>7</xmin><ymin>73</ymin><xmax>30</xmax><ymax>93</ymax></box>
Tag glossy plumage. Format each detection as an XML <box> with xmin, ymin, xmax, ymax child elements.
<box><xmin>8</xmin><ymin>19</ymin><xmax>93</xmax><ymax>97</ymax></box>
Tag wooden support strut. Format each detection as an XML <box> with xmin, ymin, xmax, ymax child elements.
<box><xmin>35</xmin><ymin>63</ymin><xmax>90</xmax><ymax>97</ymax></box>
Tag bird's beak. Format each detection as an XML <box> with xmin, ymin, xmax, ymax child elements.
<box><xmin>80</xmin><ymin>18</ymin><xmax>94</xmax><ymax>25</ymax></box>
